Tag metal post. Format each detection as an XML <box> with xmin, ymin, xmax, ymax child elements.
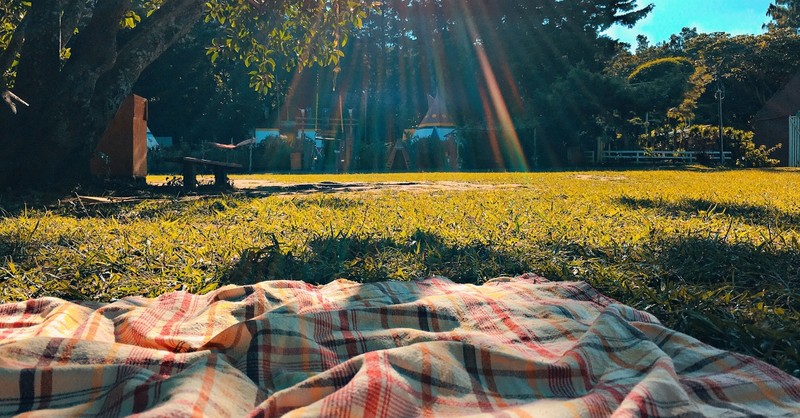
<box><xmin>300</xmin><ymin>108</ymin><xmax>307</xmax><ymax>171</ymax></box>
<box><xmin>348</xmin><ymin>108</ymin><xmax>354</xmax><ymax>171</ymax></box>
<box><xmin>715</xmin><ymin>78</ymin><xmax>725</xmax><ymax>165</ymax></box>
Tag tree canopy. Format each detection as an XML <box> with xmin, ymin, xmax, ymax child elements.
<box><xmin>2</xmin><ymin>0</ymin><xmax>799</xmax><ymax>185</ymax></box>
<box><xmin>0</xmin><ymin>0</ymin><xmax>375</xmax><ymax>189</ymax></box>
<box><xmin>766</xmin><ymin>0</ymin><xmax>800</xmax><ymax>32</ymax></box>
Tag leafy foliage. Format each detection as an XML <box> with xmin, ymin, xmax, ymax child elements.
<box><xmin>685</xmin><ymin>125</ymin><xmax>782</xmax><ymax>167</ymax></box>
<box><xmin>611</xmin><ymin>29</ymin><xmax>800</xmax><ymax>133</ymax></box>
<box><xmin>1</xmin><ymin>171</ymin><xmax>799</xmax><ymax>377</ymax></box>
<box><xmin>766</xmin><ymin>0</ymin><xmax>800</xmax><ymax>32</ymax></box>
<box><xmin>0</xmin><ymin>0</ymin><xmax>379</xmax><ymax>189</ymax></box>
<box><xmin>627</xmin><ymin>57</ymin><xmax>695</xmax><ymax>120</ymax></box>
<box><xmin>202</xmin><ymin>0</ymin><xmax>373</xmax><ymax>95</ymax></box>
<box><xmin>628</xmin><ymin>57</ymin><xmax>694</xmax><ymax>84</ymax></box>
<box><xmin>0</xmin><ymin>0</ymin><xmax>27</xmax><ymax>88</ymax></box>
<box><xmin>633</xmin><ymin>124</ymin><xmax>780</xmax><ymax>167</ymax></box>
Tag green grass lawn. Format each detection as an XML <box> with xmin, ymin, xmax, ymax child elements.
<box><xmin>1</xmin><ymin>169</ymin><xmax>799</xmax><ymax>376</ymax></box>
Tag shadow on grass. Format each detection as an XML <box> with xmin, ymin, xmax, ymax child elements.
<box><xmin>0</xmin><ymin>181</ymin><xmax>417</xmax><ymax>219</ymax></box>
<box><xmin>217</xmin><ymin>229</ymin><xmax>800</xmax><ymax>375</ymax></box>
<box><xmin>220</xmin><ymin>229</ymin><xmax>530</xmax><ymax>286</ymax></box>
<box><xmin>587</xmin><ymin>233</ymin><xmax>799</xmax><ymax>376</ymax></box>
<box><xmin>0</xmin><ymin>232</ymin><xmax>35</xmax><ymax>264</ymax></box>
<box><xmin>657</xmin><ymin>234</ymin><xmax>799</xmax><ymax>287</ymax></box>
<box><xmin>0</xmin><ymin>182</ymin><xmax>238</xmax><ymax>219</ymax></box>
<box><xmin>618</xmin><ymin>196</ymin><xmax>800</xmax><ymax>229</ymax></box>
<box><xmin>238</xmin><ymin>181</ymin><xmax>422</xmax><ymax>197</ymax></box>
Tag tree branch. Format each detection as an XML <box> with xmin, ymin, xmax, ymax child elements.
<box><xmin>0</xmin><ymin>12</ymin><xmax>28</xmax><ymax>84</ymax></box>
<box><xmin>91</xmin><ymin>0</ymin><xmax>205</xmax><ymax>118</ymax></box>
<box><xmin>59</xmin><ymin>0</ymin><xmax>94</xmax><ymax>48</ymax></box>
<box><xmin>46</xmin><ymin>0</ymin><xmax>130</xmax><ymax>114</ymax></box>
<box><xmin>62</xmin><ymin>0</ymin><xmax>130</xmax><ymax>78</ymax></box>
<box><xmin>12</xmin><ymin>1</ymin><xmax>62</xmax><ymax>102</ymax></box>
<box><xmin>1</xmin><ymin>89</ymin><xmax>29</xmax><ymax>114</ymax></box>
<box><xmin>246</xmin><ymin>0</ymin><xmax>268</xmax><ymax>12</ymax></box>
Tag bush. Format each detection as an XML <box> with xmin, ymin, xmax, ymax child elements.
<box><xmin>628</xmin><ymin>57</ymin><xmax>694</xmax><ymax>84</ymax></box>
<box><xmin>679</xmin><ymin>125</ymin><xmax>780</xmax><ymax>167</ymax></box>
<box><xmin>729</xmin><ymin>133</ymin><xmax>781</xmax><ymax>168</ymax></box>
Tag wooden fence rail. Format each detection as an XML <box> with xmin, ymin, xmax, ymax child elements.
<box><xmin>583</xmin><ymin>150</ymin><xmax>733</xmax><ymax>164</ymax></box>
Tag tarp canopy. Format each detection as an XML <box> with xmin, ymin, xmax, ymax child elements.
<box><xmin>145</xmin><ymin>128</ymin><xmax>159</xmax><ymax>150</ymax></box>
<box><xmin>209</xmin><ymin>138</ymin><xmax>255</xmax><ymax>150</ymax></box>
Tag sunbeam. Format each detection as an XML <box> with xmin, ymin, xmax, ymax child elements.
<box><xmin>458</xmin><ymin>2</ymin><xmax>528</xmax><ymax>171</ymax></box>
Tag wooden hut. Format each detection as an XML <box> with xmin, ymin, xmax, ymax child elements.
<box><xmin>90</xmin><ymin>95</ymin><xmax>149</xmax><ymax>179</ymax></box>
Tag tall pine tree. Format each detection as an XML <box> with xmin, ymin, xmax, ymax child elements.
<box><xmin>765</xmin><ymin>0</ymin><xmax>800</xmax><ymax>32</ymax></box>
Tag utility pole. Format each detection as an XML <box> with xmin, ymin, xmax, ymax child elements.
<box><xmin>715</xmin><ymin>74</ymin><xmax>725</xmax><ymax>165</ymax></box>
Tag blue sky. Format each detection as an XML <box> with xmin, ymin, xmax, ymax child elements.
<box><xmin>605</xmin><ymin>0</ymin><xmax>775</xmax><ymax>47</ymax></box>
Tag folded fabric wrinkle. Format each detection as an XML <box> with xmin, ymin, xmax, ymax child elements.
<box><xmin>0</xmin><ymin>274</ymin><xmax>798</xmax><ymax>417</ymax></box>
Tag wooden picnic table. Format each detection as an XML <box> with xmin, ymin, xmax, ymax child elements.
<box><xmin>165</xmin><ymin>157</ymin><xmax>242</xmax><ymax>188</ymax></box>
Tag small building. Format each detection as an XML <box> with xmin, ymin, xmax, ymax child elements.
<box><xmin>407</xmin><ymin>94</ymin><xmax>460</xmax><ymax>170</ymax></box>
<box><xmin>753</xmin><ymin>73</ymin><xmax>800</xmax><ymax>167</ymax></box>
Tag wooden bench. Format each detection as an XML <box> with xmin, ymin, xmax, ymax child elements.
<box><xmin>165</xmin><ymin>157</ymin><xmax>242</xmax><ymax>188</ymax></box>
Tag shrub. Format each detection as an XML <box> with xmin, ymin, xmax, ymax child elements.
<box><xmin>679</xmin><ymin>125</ymin><xmax>780</xmax><ymax>167</ymax></box>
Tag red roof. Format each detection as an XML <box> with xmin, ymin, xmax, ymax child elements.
<box><xmin>754</xmin><ymin>73</ymin><xmax>800</xmax><ymax>122</ymax></box>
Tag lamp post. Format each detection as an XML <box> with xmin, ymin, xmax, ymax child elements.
<box><xmin>715</xmin><ymin>80</ymin><xmax>725</xmax><ymax>165</ymax></box>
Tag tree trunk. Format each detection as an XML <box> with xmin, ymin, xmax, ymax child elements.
<box><xmin>0</xmin><ymin>0</ymin><xmax>205</xmax><ymax>191</ymax></box>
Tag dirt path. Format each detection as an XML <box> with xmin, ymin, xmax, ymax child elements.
<box><xmin>57</xmin><ymin>180</ymin><xmax>523</xmax><ymax>209</ymax></box>
<box><xmin>230</xmin><ymin>179</ymin><xmax>524</xmax><ymax>195</ymax></box>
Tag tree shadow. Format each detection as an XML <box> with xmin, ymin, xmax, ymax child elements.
<box><xmin>0</xmin><ymin>232</ymin><xmax>36</xmax><ymax>265</ymax></box>
<box><xmin>617</xmin><ymin>196</ymin><xmax>800</xmax><ymax>229</ymax></box>
<box><xmin>655</xmin><ymin>235</ymin><xmax>798</xmax><ymax>289</ymax></box>
<box><xmin>236</xmin><ymin>181</ymin><xmax>451</xmax><ymax>198</ymax></box>
<box><xmin>0</xmin><ymin>181</ymin><xmax>242</xmax><ymax>219</ymax></box>
<box><xmin>0</xmin><ymin>181</ymin><xmax>428</xmax><ymax>219</ymax></box>
<box><xmin>236</xmin><ymin>182</ymin><xmax>378</xmax><ymax>196</ymax></box>
<box><xmin>654</xmin><ymin>235</ymin><xmax>798</xmax><ymax>373</ymax></box>
<box><xmin>578</xmin><ymin>233</ymin><xmax>800</xmax><ymax>376</ymax></box>
<box><xmin>219</xmin><ymin>229</ymin><xmax>529</xmax><ymax>286</ymax></box>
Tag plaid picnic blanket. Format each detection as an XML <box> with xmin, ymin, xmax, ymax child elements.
<box><xmin>1</xmin><ymin>274</ymin><xmax>798</xmax><ymax>417</ymax></box>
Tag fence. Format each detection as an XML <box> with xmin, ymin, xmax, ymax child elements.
<box><xmin>583</xmin><ymin>150</ymin><xmax>733</xmax><ymax>164</ymax></box>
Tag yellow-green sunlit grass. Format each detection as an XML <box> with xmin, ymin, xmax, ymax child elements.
<box><xmin>1</xmin><ymin>169</ymin><xmax>799</xmax><ymax>376</ymax></box>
